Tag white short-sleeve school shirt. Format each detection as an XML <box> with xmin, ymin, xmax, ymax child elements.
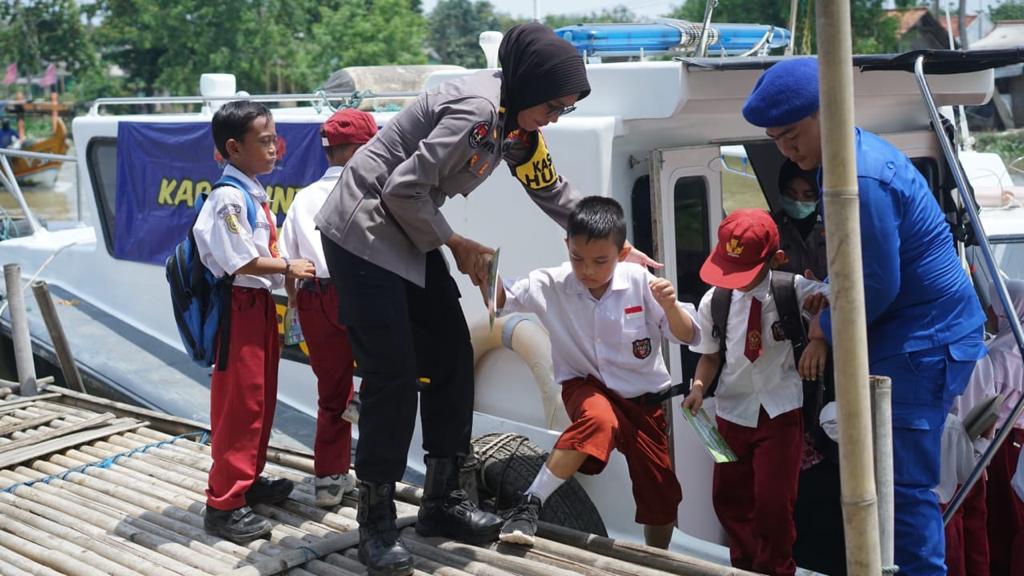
<box><xmin>280</xmin><ymin>165</ymin><xmax>341</xmax><ymax>278</ymax></box>
<box><xmin>501</xmin><ymin>262</ymin><xmax>700</xmax><ymax>399</ymax></box>
<box><xmin>689</xmin><ymin>271</ymin><xmax>829</xmax><ymax>427</ymax></box>
<box><xmin>193</xmin><ymin>164</ymin><xmax>284</xmax><ymax>290</ymax></box>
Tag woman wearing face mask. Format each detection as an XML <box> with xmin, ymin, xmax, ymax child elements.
<box><xmin>773</xmin><ymin>160</ymin><xmax>827</xmax><ymax>281</ymax></box>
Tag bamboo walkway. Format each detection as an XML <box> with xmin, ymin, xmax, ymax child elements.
<box><xmin>0</xmin><ymin>386</ymin><xmax>755</xmax><ymax>576</ymax></box>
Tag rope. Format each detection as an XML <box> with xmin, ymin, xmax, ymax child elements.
<box><xmin>1</xmin><ymin>430</ymin><xmax>207</xmax><ymax>494</ymax></box>
<box><xmin>298</xmin><ymin>545</ymin><xmax>320</xmax><ymax>563</ymax></box>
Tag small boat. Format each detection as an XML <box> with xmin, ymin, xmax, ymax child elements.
<box><xmin>6</xmin><ymin>117</ymin><xmax>69</xmax><ymax>188</ymax></box>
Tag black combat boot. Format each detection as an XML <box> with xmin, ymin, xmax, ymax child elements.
<box><xmin>357</xmin><ymin>481</ymin><xmax>414</xmax><ymax>576</ymax></box>
<box><xmin>415</xmin><ymin>455</ymin><xmax>503</xmax><ymax>544</ymax></box>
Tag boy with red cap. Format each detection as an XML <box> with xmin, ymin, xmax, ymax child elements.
<box><xmin>682</xmin><ymin>208</ymin><xmax>828</xmax><ymax>576</ymax></box>
<box><xmin>280</xmin><ymin>108</ymin><xmax>378</xmax><ymax>507</ymax></box>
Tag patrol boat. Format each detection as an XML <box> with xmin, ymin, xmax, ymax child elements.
<box><xmin>0</xmin><ymin>21</ymin><xmax>1021</xmax><ymax>566</ymax></box>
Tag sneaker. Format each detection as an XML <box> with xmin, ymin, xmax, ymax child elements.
<box><xmin>315</xmin><ymin>473</ymin><xmax>356</xmax><ymax>507</ymax></box>
<box><xmin>246</xmin><ymin>476</ymin><xmax>294</xmax><ymax>506</ymax></box>
<box><xmin>499</xmin><ymin>494</ymin><xmax>542</xmax><ymax>546</ymax></box>
<box><xmin>204</xmin><ymin>505</ymin><xmax>272</xmax><ymax>544</ymax></box>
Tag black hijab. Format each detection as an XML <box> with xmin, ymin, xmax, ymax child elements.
<box><xmin>499</xmin><ymin>22</ymin><xmax>591</xmax><ymax>131</ymax></box>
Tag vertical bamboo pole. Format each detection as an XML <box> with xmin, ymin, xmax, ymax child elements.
<box><xmin>814</xmin><ymin>2</ymin><xmax>882</xmax><ymax>575</ymax></box>
<box><xmin>871</xmin><ymin>376</ymin><xmax>895</xmax><ymax>570</ymax></box>
<box><xmin>4</xmin><ymin>264</ymin><xmax>38</xmax><ymax>396</ymax></box>
<box><xmin>31</xmin><ymin>281</ymin><xmax>85</xmax><ymax>392</ymax></box>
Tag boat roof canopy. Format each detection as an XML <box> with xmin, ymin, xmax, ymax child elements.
<box><xmin>683</xmin><ymin>48</ymin><xmax>1024</xmax><ymax>74</ymax></box>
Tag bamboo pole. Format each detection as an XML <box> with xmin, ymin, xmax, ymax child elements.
<box><xmin>4</xmin><ymin>264</ymin><xmax>38</xmax><ymax>397</ymax></box>
<box><xmin>0</xmin><ymin>511</ymin><xmax>142</xmax><ymax>576</ymax></box>
<box><xmin>0</xmin><ymin>414</ymin><xmax>59</xmax><ymax>436</ymax></box>
<box><xmin>400</xmin><ymin>536</ymin><xmax>517</xmax><ymax>576</ymax></box>
<box><xmin>0</xmin><ymin>412</ymin><xmax>113</xmax><ymax>455</ymax></box>
<box><xmin>871</xmin><ymin>376</ymin><xmax>895</xmax><ymax>570</ymax></box>
<box><xmin>0</xmin><ymin>499</ymin><xmax>169</xmax><ymax>576</ymax></box>
<box><xmin>0</xmin><ymin>557</ymin><xmax>36</xmax><ymax>576</ymax></box>
<box><xmin>815</xmin><ymin>2</ymin><xmax>882</xmax><ymax>574</ymax></box>
<box><xmin>31</xmin><ymin>281</ymin><xmax>85</xmax><ymax>393</ymax></box>
<box><xmin>402</xmin><ymin>530</ymin><xmax>582</xmax><ymax>576</ymax></box>
<box><xmin>0</xmin><ymin>524</ymin><xmax>111</xmax><ymax>576</ymax></box>
<box><xmin>0</xmin><ymin>541</ymin><xmax>63</xmax><ymax>576</ymax></box>
<box><xmin>0</xmin><ymin>491</ymin><xmax>189</xmax><ymax>576</ymax></box>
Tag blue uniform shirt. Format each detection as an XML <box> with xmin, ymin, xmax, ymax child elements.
<box><xmin>818</xmin><ymin>128</ymin><xmax>985</xmax><ymax>363</ymax></box>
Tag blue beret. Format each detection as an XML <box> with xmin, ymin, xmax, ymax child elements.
<box><xmin>742</xmin><ymin>57</ymin><xmax>820</xmax><ymax>128</ymax></box>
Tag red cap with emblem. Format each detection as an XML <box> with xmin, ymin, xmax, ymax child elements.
<box><xmin>321</xmin><ymin>108</ymin><xmax>378</xmax><ymax>147</ymax></box>
<box><xmin>700</xmin><ymin>209</ymin><xmax>780</xmax><ymax>290</ymax></box>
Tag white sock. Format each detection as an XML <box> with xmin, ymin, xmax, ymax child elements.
<box><xmin>524</xmin><ymin>465</ymin><xmax>566</xmax><ymax>504</ymax></box>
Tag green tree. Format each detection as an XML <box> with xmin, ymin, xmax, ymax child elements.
<box><xmin>428</xmin><ymin>0</ymin><xmax>502</xmax><ymax>67</ymax></box>
<box><xmin>665</xmin><ymin>0</ymin><xmax>898</xmax><ymax>54</ymax></box>
<box><xmin>543</xmin><ymin>5</ymin><xmax>637</xmax><ymax>29</ymax></box>
<box><xmin>0</xmin><ymin>0</ymin><xmax>97</xmax><ymax>90</ymax></box>
<box><xmin>991</xmin><ymin>0</ymin><xmax>1024</xmax><ymax>21</ymax></box>
<box><xmin>311</xmin><ymin>0</ymin><xmax>427</xmax><ymax>82</ymax></box>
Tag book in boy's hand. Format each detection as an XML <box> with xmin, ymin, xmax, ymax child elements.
<box><xmin>486</xmin><ymin>248</ymin><xmax>501</xmax><ymax>330</ymax></box>
<box><xmin>283</xmin><ymin>306</ymin><xmax>304</xmax><ymax>346</ymax></box>
<box><xmin>683</xmin><ymin>407</ymin><xmax>738</xmax><ymax>463</ymax></box>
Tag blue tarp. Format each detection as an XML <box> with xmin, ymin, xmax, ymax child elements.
<box><xmin>114</xmin><ymin>121</ymin><xmax>327</xmax><ymax>265</ymax></box>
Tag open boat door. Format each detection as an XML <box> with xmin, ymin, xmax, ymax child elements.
<box><xmin>649</xmin><ymin>144</ymin><xmax>725</xmax><ymax>545</ymax></box>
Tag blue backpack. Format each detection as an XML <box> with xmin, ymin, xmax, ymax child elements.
<box><xmin>166</xmin><ymin>175</ymin><xmax>257</xmax><ymax>369</ymax></box>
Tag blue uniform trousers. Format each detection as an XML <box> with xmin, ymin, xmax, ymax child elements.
<box><xmin>873</xmin><ymin>335</ymin><xmax>985</xmax><ymax>576</ymax></box>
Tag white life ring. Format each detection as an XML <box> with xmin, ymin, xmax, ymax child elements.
<box><xmin>469</xmin><ymin>313</ymin><xmax>564</xmax><ymax>430</ymax></box>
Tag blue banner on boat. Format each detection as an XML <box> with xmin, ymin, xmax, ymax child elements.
<box><xmin>114</xmin><ymin>121</ymin><xmax>328</xmax><ymax>265</ymax></box>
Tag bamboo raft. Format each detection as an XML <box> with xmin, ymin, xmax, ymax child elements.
<box><xmin>0</xmin><ymin>386</ymin><xmax>756</xmax><ymax>576</ymax></box>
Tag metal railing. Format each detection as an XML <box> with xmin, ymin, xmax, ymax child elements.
<box><xmin>911</xmin><ymin>55</ymin><xmax>1024</xmax><ymax>524</ymax></box>
<box><xmin>0</xmin><ymin>148</ymin><xmax>79</xmax><ymax>235</ymax></box>
<box><xmin>88</xmin><ymin>90</ymin><xmax>421</xmax><ymax>116</ymax></box>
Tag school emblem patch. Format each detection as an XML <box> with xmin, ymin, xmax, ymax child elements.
<box><xmin>632</xmin><ymin>337</ymin><xmax>652</xmax><ymax>360</ymax></box>
<box><xmin>468</xmin><ymin>121</ymin><xmax>490</xmax><ymax>149</ymax></box>
<box><xmin>771</xmin><ymin>321</ymin><xmax>787</xmax><ymax>341</ymax></box>
<box><xmin>218</xmin><ymin>203</ymin><xmax>243</xmax><ymax>234</ymax></box>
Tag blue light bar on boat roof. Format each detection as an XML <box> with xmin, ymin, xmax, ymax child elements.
<box><xmin>555</xmin><ymin>22</ymin><xmax>792</xmax><ymax>58</ymax></box>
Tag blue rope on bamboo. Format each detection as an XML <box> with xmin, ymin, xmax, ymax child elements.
<box><xmin>1</xmin><ymin>430</ymin><xmax>207</xmax><ymax>494</ymax></box>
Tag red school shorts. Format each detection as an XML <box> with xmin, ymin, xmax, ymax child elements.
<box><xmin>555</xmin><ymin>374</ymin><xmax>682</xmax><ymax>526</ymax></box>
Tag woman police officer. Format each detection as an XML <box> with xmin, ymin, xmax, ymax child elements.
<box><xmin>315</xmin><ymin>23</ymin><xmax>654</xmax><ymax>576</ymax></box>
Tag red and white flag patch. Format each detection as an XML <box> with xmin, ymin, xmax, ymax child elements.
<box><xmin>624</xmin><ymin>305</ymin><xmax>643</xmax><ymax>317</ymax></box>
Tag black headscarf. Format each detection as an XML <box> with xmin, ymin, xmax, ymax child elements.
<box><xmin>499</xmin><ymin>22</ymin><xmax>591</xmax><ymax>131</ymax></box>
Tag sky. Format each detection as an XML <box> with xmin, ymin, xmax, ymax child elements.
<box><xmin>417</xmin><ymin>0</ymin><xmax>1007</xmax><ymax>21</ymax></box>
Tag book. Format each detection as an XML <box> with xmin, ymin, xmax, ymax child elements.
<box><xmin>283</xmin><ymin>306</ymin><xmax>304</xmax><ymax>346</ymax></box>
<box><xmin>683</xmin><ymin>407</ymin><xmax>738</xmax><ymax>463</ymax></box>
<box><xmin>964</xmin><ymin>393</ymin><xmax>1006</xmax><ymax>441</ymax></box>
<box><xmin>486</xmin><ymin>248</ymin><xmax>501</xmax><ymax>330</ymax></box>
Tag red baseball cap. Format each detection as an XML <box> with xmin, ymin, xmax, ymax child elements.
<box><xmin>321</xmin><ymin>108</ymin><xmax>377</xmax><ymax>147</ymax></box>
<box><xmin>700</xmin><ymin>209</ymin><xmax>780</xmax><ymax>290</ymax></box>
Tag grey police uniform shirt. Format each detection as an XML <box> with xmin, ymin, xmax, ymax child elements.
<box><xmin>314</xmin><ymin>70</ymin><xmax>582</xmax><ymax>287</ymax></box>
<box><xmin>772</xmin><ymin>210</ymin><xmax>828</xmax><ymax>281</ymax></box>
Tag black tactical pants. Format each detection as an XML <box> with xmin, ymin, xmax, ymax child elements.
<box><xmin>322</xmin><ymin>240</ymin><xmax>474</xmax><ymax>483</ymax></box>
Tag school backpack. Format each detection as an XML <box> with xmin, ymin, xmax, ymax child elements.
<box><xmin>704</xmin><ymin>271</ymin><xmax>832</xmax><ymax>432</ymax></box>
<box><xmin>166</xmin><ymin>175</ymin><xmax>257</xmax><ymax>370</ymax></box>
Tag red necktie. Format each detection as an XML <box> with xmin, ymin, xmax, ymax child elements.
<box><xmin>261</xmin><ymin>202</ymin><xmax>280</xmax><ymax>257</ymax></box>
<box><xmin>744</xmin><ymin>297</ymin><xmax>763</xmax><ymax>363</ymax></box>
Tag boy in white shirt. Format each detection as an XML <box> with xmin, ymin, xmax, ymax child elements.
<box><xmin>496</xmin><ymin>196</ymin><xmax>700</xmax><ymax>549</ymax></box>
<box><xmin>683</xmin><ymin>208</ymin><xmax>827</xmax><ymax>576</ymax></box>
<box><xmin>280</xmin><ymin>108</ymin><xmax>377</xmax><ymax>507</ymax></box>
<box><xmin>194</xmin><ymin>101</ymin><xmax>315</xmax><ymax>543</ymax></box>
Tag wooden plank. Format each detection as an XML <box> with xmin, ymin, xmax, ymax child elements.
<box><xmin>0</xmin><ymin>413</ymin><xmax>116</xmax><ymax>455</ymax></box>
<box><xmin>0</xmin><ymin>394</ymin><xmax>62</xmax><ymax>415</ymax></box>
<box><xmin>0</xmin><ymin>414</ymin><xmax>60</xmax><ymax>437</ymax></box>
<box><xmin>0</xmin><ymin>419</ymin><xmax>146</xmax><ymax>469</ymax></box>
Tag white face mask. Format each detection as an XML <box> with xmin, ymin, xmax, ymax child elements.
<box><xmin>780</xmin><ymin>196</ymin><xmax>818</xmax><ymax>220</ymax></box>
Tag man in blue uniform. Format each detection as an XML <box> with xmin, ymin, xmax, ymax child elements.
<box><xmin>742</xmin><ymin>57</ymin><xmax>987</xmax><ymax>575</ymax></box>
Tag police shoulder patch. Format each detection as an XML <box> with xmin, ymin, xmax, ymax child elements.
<box><xmin>468</xmin><ymin>121</ymin><xmax>490</xmax><ymax>149</ymax></box>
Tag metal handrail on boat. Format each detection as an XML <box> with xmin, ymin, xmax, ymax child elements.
<box><xmin>912</xmin><ymin>55</ymin><xmax>1024</xmax><ymax>524</ymax></box>
<box><xmin>88</xmin><ymin>90</ymin><xmax>421</xmax><ymax>116</ymax></box>
<box><xmin>0</xmin><ymin>148</ymin><xmax>79</xmax><ymax>235</ymax></box>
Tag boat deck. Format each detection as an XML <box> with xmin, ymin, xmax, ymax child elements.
<box><xmin>0</xmin><ymin>387</ymin><xmax>751</xmax><ymax>576</ymax></box>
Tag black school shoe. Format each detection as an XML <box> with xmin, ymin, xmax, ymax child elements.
<box><xmin>499</xmin><ymin>493</ymin><xmax>542</xmax><ymax>546</ymax></box>
<box><xmin>204</xmin><ymin>505</ymin><xmax>272</xmax><ymax>543</ymax></box>
<box><xmin>246</xmin><ymin>476</ymin><xmax>294</xmax><ymax>506</ymax></box>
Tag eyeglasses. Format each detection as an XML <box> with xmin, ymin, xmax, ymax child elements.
<box><xmin>545</xmin><ymin>102</ymin><xmax>576</xmax><ymax>119</ymax></box>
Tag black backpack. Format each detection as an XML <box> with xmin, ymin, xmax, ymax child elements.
<box><xmin>704</xmin><ymin>271</ymin><xmax>830</xmax><ymax>433</ymax></box>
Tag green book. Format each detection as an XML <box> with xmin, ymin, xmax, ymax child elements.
<box><xmin>683</xmin><ymin>407</ymin><xmax>738</xmax><ymax>464</ymax></box>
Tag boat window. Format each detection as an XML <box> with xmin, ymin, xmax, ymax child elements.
<box><xmin>86</xmin><ymin>138</ymin><xmax>117</xmax><ymax>254</ymax></box>
<box><xmin>721</xmin><ymin>149</ymin><xmax>769</xmax><ymax>215</ymax></box>
<box><xmin>630</xmin><ymin>175</ymin><xmax>654</xmax><ymax>258</ymax></box>
<box><xmin>674</xmin><ymin>176</ymin><xmax>710</xmax><ymax>386</ymax></box>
